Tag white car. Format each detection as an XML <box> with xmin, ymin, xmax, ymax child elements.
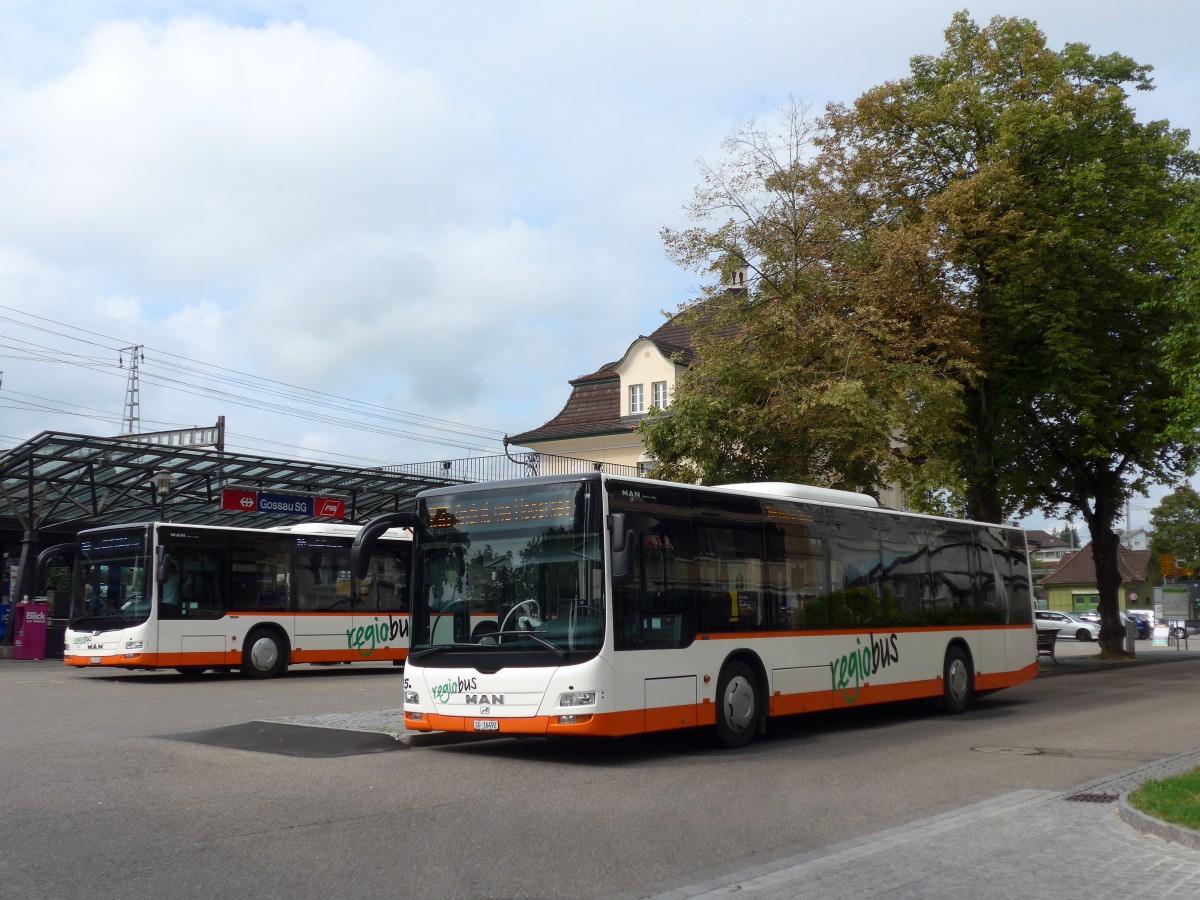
<box><xmin>1035</xmin><ymin>610</ymin><xmax>1101</xmax><ymax>642</ymax></box>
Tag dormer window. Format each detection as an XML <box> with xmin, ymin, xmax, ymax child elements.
<box><xmin>629</xmin><ymin>384</ymin><xmax>645</xmax><ymax>415</ymax></box>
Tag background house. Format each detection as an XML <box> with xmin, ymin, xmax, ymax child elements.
<box><xmin>507</xmin><ymin>302</ymin><xmax>907</xmax><ymax>508</ymax></box>
<box><xmin>506</xmin><ymin>311</ymin><xmax>698</xmax><ymax>473</ymax></box>
<box><xmin>1040</xmin><ymin>542</ymin><xmax>1159</xmax><ymax>614</ymax></box>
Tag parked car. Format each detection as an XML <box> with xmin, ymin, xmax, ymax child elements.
<box><xmin>1034</xmin><ymin>610</ymin><xmax>1101</xmax><ymax>642</ymax></box>
<box><xmin>1126</xmin><ymin>612</ymin><xmax>1151</xmax><ymax>640</ymax></box>
<box><xmin>1168</xmin><ymin>620</ymin><xmax>1200</xmax><ymax>640</ymax></box>
<box><xmin>1071</xmin><ymin>609</ymin><xmax>1149</xmax><ymax>639</ymax></box>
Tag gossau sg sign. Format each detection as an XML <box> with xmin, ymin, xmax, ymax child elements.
<box><xmin>220</xmin><ymin>489</ymin><xmax>344</xmax><ymax>519</ymax></box>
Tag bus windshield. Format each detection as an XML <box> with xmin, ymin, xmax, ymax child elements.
<box><xmin>410</xmin><ymin>481</ymin><xmax>604</xmax><ymax>659</ymax></box>
<box><xmin>71</xmin><ymin>528</ymin><xmax>151</xmax><ymax>632</ymax></box>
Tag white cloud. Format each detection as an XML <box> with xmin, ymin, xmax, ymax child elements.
<box><xmin>0</xmin><ymin>18</ymin><xmax>459</xmax><ymax>286</ymax></box>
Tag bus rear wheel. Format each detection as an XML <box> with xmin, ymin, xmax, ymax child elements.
<box><xmin>242</xmin><ymin>628</ymin><xmax>288</xmax><ymax>679</ymax></box>
<box><xmin>715</xmin><ymin>660</ymin><xmax>759</xmax><ymax>749</ymax></box>
<box><xmin>942</xmin><ymin>646</ymin><xmax>973</xmax><ymax>714</ymax></box>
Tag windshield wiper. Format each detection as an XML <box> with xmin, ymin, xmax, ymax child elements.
<box><xmin>483</xmin><ymin>630</ymin><xmax>566</xmax><ymax>658</ymax></box>
<box><xmin>409</xmin><ymin>632</ymin><xmax>567</xmax><ymax>661</ymax></box>
<box><xmin>408</xmin><ymin>643</ymin><xmax>483</xmax><ymax>661</ymax></box>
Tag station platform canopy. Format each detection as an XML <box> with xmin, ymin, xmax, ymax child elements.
<box><xmin>0</xmin><ymin>430</ymin><xmax>454</xmax><ymax>534</ymax></box>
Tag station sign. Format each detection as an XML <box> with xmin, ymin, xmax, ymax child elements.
<box><xmin>220</xmin><ymin>488</ymin><xmax>345</xmax><ymax>519</ymax></box>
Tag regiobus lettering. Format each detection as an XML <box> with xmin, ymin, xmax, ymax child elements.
<box><xmin>346</xmin><ymin>615</ymin><xmax>410</xmax><ymax>656</ymax></box>
<box><xmin>830</xmin><ymin>633</ymin><xmax>900</xmax><ymax>704</ymax></box>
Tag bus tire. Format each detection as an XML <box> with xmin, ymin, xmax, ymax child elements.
<box><xmin>715</xmin><ymin>660</ymin><xmax>759</xmax><ymax>749</ymax></box>
<box><xmin>175</xmin><ymin>667</ymin><xmax>207</xmax><ymax>678</ymax></box>
<box><xmin>942</xmin><ymin>646</ymin><xmax>973</xmax><ymax>714</ymax></box>
<box><xmin>242</xmin><ymin>628</ymin><xmax>288</xmax><ymax>679</ymax></box>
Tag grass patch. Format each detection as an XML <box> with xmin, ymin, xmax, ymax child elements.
<box><xmin>1129</xmin><ymin>766</ymin><xmax>1200</xmax><ymax>832</ymax></box>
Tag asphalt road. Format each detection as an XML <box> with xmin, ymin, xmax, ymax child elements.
<box><xmin>2</xmin><ymin>652</ymin><xmax>1198</xmax><ymax>899</ymax></box>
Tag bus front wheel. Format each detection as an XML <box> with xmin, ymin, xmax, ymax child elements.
<box><xmin>942</xmin><ymin>646</ymin><xmax>973</xmax><ymax>714</ymax></box>
<box><xmin>715</xmin><ymin>660</ymin><xmax>759</xmax><ymax>749</ymax></box>
<box><xmin>242</xmin><ymin>628</ymin><xmax>288</xmax><ymax>679</ymax></box>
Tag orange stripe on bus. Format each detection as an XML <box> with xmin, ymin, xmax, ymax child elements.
<box><xmin>406</xmin><ymin>660</ymin><xmax>1039</xmax><ymax>738</ymax></box>
<box><xmin>700</xmin><ymin>624</ymin><xmax>1035</xmax><ymax>640</ymax></box>
<box><xmin>64</xmin><ymin>648</ymin><xmax>407</xmax><ymax>668</ymax></box>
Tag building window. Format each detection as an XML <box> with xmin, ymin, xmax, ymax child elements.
<box><xmin>629</xmin><ymin>384</ymin><xmax>644</xmax><ymax>414</ymax></box>
<box><xmin>652</xmin><ymin>381</ymin><xmax>668</xmax><ymax>409</ymax></box>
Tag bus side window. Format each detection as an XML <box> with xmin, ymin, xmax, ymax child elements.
<box><xmin>613</xmin><ymin>519</ymin><xmax>695</xmax><ymax>650</ymax></box>
<box><xmin>695</xmin><ymin>523</ymin><xmax>762</xmax><ymax>633</ymax></box>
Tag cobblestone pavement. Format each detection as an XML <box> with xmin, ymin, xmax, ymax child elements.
<box><xmin>649</xmin><ymin>766</ymin><xmax>1200</xmax><ymax>899</ymax></box>
<box><xmin>646</xmin><ymin>653</ymin><xmax>1200</xmax><ymax>900</ymax></box>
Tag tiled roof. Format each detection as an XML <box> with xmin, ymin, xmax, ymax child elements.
<box><xmin>1041</xmin><ymin>542</ymin><xmax>1154</xmax><ymax>586</ymax></box>
<box><xmin>1025</xmin><ymin>529</ymin><xmax>1070</xmax><ymax>550</ymax></box>
<box><xmin>508</xmin><ymin>299</ymin><xmax>743</xmax><ymax>446</ymax></box>
<box><xmin>508</xmin><ymin>372</ymin><xmax>626</xmax><ymax>444</ymax></box>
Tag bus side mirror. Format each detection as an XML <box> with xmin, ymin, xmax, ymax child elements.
<box><xmin>35</xmin><ymin>542</ymin><xmax>76</xmax><ymax>590</ymax></box>
<box><xmin>352</xmin><ymin>511</ymin><xmax>417</xmax><ymax>579</ymax></box>
<box><xmin>156</xmin><ymin>545</ymin><xmax>171</xmax><ymax>585</ymax></box>
<box><xmin>609</xmin><ymin>514</ymin><xmax>635</xmax><ymax>585</ymax></box>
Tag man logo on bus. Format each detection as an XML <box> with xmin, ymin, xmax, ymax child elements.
<box><xmin>466</xmin><ymin>694</ymin><xmax>504</xmax><ymax>706</ymax></box>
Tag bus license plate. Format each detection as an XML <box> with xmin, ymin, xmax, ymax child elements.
<box><xmin>473</xmin><ymin>720</ymin><xmax>499</xmax><ymax>732</ymax></box>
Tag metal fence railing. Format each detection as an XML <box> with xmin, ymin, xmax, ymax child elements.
<box><xmin>381</xmin><ymin>452</ymin><xmax>641</xmax><ymax>483</ymax></box>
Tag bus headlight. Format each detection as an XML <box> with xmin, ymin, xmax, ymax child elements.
<box><xmin>124</xmin><ymin>640</ymin><xmax>144</xmax><ymax>651</ymax></box>
<box><xmin>558</xmin><ymin>691</ymin><xmax>596</xmax><ymax>707</ymax></box>
<box><xmin>405</xmin><ymin>690</ymin><xmax>420</xmax><ymax>705</ymax></box>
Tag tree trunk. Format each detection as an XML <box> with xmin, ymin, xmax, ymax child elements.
<box><xmin>1088</xmin><ymin>523</ymin><xmax>1131</xmax><ymax>657</ymax></box>
<box><xmin>960</xmin><ymin>379</ymin><xmax>1002</xmax><ymax>523</ymax></box>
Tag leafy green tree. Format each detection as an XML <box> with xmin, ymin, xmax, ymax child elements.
<box><xmin>649</xmin><ymin>13</ymin><xmax>1200</xmax><ymax>655</ymax></box>
<box><xmin>1053</xmin><ymin>525</ymin><xmax>1080</xmax><ymax>549</ymax></box>
<box><xmin>645</xmin><ymin>104</ymin><xmax>968</xmax><ymax>510</ymax></box>
<box><xmin>1149</xmin><ymin>487</ymin><xmax>1200</xmax><ymax>564</ymax></box>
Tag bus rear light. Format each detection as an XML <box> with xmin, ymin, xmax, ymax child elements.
<box><xmin>557</xmin><ymin>714</ymin><xmax>593</xmax><ymax>725</ymax></box>
<box><xmin>558</xmin><ymin>691</ymin><xmax>596</xmax><ymax>707</ymax></box>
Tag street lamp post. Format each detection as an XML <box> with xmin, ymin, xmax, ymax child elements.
<box><xmin>150</xmin><ymin>470</ymin><xmax>176</xmax><ymax>521</ymax></box>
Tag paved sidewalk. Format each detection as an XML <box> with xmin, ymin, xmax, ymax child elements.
<box><xmin>648</xmin><ymin>650</ymin><xmax>1200</xmax><ymax>900</ymax></box>
<box><xmin>652</xmin><ymin>747</ymin><xmax>1200</xmax><ymax>899</ymax></box>
<box><xmin>651</xmin><ymin>769</ymin><xmax>1200</xmax><ymax>898</ymax></box>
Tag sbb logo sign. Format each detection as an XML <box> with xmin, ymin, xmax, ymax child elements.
<box><xmin>221</xmin><ymin>489</ymin><xmax>258</xmax><ymax>512</ymax></box>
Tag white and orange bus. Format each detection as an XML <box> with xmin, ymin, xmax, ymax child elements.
<box><xmin>61</xmin><ymin>520</ymin><xmax>410</xmax><ymax>677</ymax></box>
<box><xmin>353</xmin><ymin>473</ymin><xmax>1037</xmax><ymax>747</ymax></box>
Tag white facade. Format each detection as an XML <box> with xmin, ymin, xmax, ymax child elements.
<box><xmin>615</xmin><ymin>337</ymin><xmax>682</xmax><ymax>419</ymax></box>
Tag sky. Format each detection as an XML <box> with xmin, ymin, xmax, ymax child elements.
<box><xmin>1</xmin><ymin>1</ymin><xmax>1197</xmax><ymax>538</ymax></box>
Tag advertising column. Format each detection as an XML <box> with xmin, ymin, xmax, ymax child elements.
<box><xmin>13</xmin><ymin>601</ymin><xmax>50</xmax><ymax>660</ymax></box>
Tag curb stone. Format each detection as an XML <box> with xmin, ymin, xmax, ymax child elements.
<box><xmin>1119</xmin><ymin>791</ymin><xmax>1200</xmax><ymax>852</ymax></box>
